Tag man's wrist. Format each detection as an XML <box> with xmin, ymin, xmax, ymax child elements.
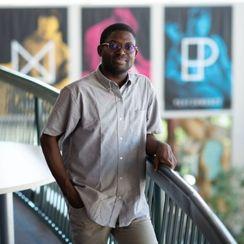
<box><xmin>61</xmin><ymin>177</ymin><xmax>73</xmax><ymax>197</ymax></box>
<box><xmin>146</xmin><ymin>134</ymin><xmax>162</xmax><ymax>156</ymax></box>
<box><xmin>154</xmin><ymin>140</ymin><xmax>161</xmax><ymax>155</ymax></box>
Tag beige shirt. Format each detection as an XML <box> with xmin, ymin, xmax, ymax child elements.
<box><xmin>43</xmin><ymin>67</ymin><xmax>162</xmax><ymax>227</ymax></box>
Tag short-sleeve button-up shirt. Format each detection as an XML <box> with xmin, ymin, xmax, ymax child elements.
<box><xmin>43</xmin><ymin>67</ymin><xmax>162</xmax><ymax>227</ymax></box>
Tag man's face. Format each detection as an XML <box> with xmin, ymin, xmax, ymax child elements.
<box><xmin>98</xmin><ymin>30</ymin><xmax>138</xmax><ymax>76</ymax></box>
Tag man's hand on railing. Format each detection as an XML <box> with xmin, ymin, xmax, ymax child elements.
<box><xmin>153</xmin><ymin>142</ymin><xmax>177</xmax><ymax>171</ymax></box>
<box><xmin>146</xmin><ymin>134</ymin><xmax>177</xmax><ymax>171</ymax></box>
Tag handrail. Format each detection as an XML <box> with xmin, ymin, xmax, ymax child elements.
<box><xmin>0</xmin><ymin>66</ymin><xmax>237</xmax><ymax>243</ymax></box>
<box><xmin>147</xmin><ymin>159</ymin><xmax>236</xmax><ymax>244</ymax></box>
<box><xmin>0</xmin><ymin>65</ymin><xmax>59</xmax><ymax>104</ymax></box>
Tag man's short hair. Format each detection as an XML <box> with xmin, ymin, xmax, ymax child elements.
<box><xmin>100</xmin><ymin>23</ymin><xmax>136</xmax><ymax>44</ymax></box>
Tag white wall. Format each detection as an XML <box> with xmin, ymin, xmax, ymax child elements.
<box><xmin>232</xmin><ymin>4</ymin><xmax>244</xmax><ymax>166</ymax></box>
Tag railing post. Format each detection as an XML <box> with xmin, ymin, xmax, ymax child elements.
<box><xmin>154</xmin><ymin>183</ymin><xmax>162</xmax><ymax>241</ymax></box>
<box><xmin>34</xmin><ymin>97</ymin><xmax>42</xmax><ymax>145</ymax></box>
<box><xmin>0</xmin><ymin>193</ymin><xmax>14</xmax><ymax>244</ymax></box>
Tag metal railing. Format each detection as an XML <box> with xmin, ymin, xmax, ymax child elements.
<box><xmin>0</xmin><ymin>66</ymin><xmax>237</xmax><ymax>244</ymax></box>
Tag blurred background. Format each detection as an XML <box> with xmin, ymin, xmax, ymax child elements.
<box><xmin>0</xmin><ymin>0</ymin><xmax>244</xmax><ymax>243</ymax></box>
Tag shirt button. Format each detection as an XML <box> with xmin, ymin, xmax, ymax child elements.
<box><xmin>118</xmin><ymin>196</ymin><xmax>122</xmax><ymax>199</ymax></box>
<box><xmin>120</xmin><ymin>137</ymin><xmax>123</xmax><ymax>140</ymax></box>
<box><xmin>119</xmin><ymin>177</ymin><xmax>123</xmax><ymax>180</ymax></box>
<box><xmin>119</xmin><ymin>117</ymin><xmax>122</xmax><ymax>121</ymax></box>
<box><xmin>120</xmin><ymin>156</ymin><xmax>123</xmax><ymax>160</ymax></box>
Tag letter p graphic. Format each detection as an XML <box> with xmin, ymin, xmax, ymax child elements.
<box><xmin>181</xmin><ymin>37</ymin><xmax>219</xmax><ymax>81</ymax></box>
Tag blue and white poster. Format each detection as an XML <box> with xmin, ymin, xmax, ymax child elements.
<box><xmin>164</xmin><ymin>7</ymin><xmax>232</xmax><ymax>110</ymax></box>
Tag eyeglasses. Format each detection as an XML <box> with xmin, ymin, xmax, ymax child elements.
<box><xmin>101</xmin><ymin>42</ymin><xmax>138</xmax><ymax>54</ymax></box>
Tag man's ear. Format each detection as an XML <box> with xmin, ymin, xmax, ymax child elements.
<box><xmin>97</xmin><ymin>45</ymin><xmax>102</xmax><ymax>57</ymax></box>
<box><xmin>135</xmin><ymin>49</ymin><xmax>138</xmax><ymax>56</ymax></box>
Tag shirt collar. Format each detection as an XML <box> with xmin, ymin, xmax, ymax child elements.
<box><xmin>95</xmin><ymin>65</ymin><xmax>135</xmax><ymax>91</ymax></box>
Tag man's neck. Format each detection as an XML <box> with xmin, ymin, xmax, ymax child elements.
<box><xmin>100</xmin><ymin>67</ymin><xmax>128</xmax><ymax>88</ymax></box>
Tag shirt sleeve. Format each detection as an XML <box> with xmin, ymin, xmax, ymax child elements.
<box><xmin>146</xmin><ymin>83</ymin><xmax>163</xmax><ymax>134</ymax></box>
<box><xmin>42</xmin><ymin>86</ymin><xmax>81</xmax><ymax>145</ymax></box>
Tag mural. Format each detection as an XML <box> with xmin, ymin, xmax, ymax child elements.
<box><xmin>164</xmin><ymin>7</ymin><xmax>232</xmax><ymax>110</ymax></box>
<box><xmin>0</xmin><ymin>8</ymin><xmax>68</xmax><ymax>89</ymax></box>
<box><xmin>81</xmin><ymin>7</ymin><xmax>151</xmax><ymax>78</ymax></box>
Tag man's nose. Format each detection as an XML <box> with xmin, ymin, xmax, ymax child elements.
<box><xmin>116</xmin><ymin>47</ymin><xmax>126</xmax><ymax>54</ymax></box>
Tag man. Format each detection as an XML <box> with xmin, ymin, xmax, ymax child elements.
<box><xmin>40</xmin><ymin>23</ymin><xmax>176</xmax><ymax>244</ymax></box>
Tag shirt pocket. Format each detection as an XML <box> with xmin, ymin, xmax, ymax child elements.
<box><xmin>129</xmin><ymin>108</ymin><xmax>147</xmax><ymax>122</ymax></box>
<box><xmin>128</xmin><ymin>109</ymin><xmax>147</xmax><ymax>134</ymax></box>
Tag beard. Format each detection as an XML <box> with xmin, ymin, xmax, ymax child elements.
<box><xmin>101</xmin><ymin>55</ymin><xmax>134</xmax><ymax>76</ymax></box>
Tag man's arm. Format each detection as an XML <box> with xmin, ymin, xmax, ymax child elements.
<box><xmin>146</xmin><ymin>134</ymin><xmax>177</xmax><ymax>171</ymax></box>
<box><xmin>40</xmin><ymin>134</ymin><xmax>83</xmax><ymax>208</ymax></box>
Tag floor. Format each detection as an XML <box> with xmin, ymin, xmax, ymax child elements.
<box><xmin>14</xmin><ymin>196</ymin><xmax>63</xmax><ymax>244</ymax></box>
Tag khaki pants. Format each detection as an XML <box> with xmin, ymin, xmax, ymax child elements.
<box><xmin>68</xmin><ymin>206</ymin><xmax>158</xmax><ymax>244</ymax></box>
